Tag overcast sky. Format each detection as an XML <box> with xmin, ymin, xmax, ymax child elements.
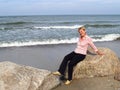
<box><xmin>0</xmin><ymin>0</ymin><xmax>120</xmax><ymax>16</ymax></box>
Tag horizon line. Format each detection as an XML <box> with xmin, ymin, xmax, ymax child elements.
<box><xmin>0</xmin><ymin>14</ymin><xmax>120</xmax><ymax>17</ymax></box>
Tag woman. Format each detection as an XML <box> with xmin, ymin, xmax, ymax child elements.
<box><xmin>53</xmin><ymin>26</ymin><xmax>103</xmax><ymax>85</ymax></box>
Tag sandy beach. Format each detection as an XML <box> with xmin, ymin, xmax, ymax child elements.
<box><xmin>0</xmin><ymin>43</ymin><xmax>75</xmax><ymax>71</ymax></box>
<box><xmin>0</xmin><ymin>41</ymin><xmax>120</xmax><ymax>90</ymax></box>
<box><xmin>53</xmin><ymin>75</ymin><xmax>120</xmax><ymax>90</ymax></box>
<box><xmin>0</xmin><ymin>41</ymin><xmax>120</xmax><ymax>71</ymax></box>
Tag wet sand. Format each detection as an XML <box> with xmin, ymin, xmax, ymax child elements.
<box><xmin>0</xmin><ymin>41</ymin><xmax>120</xmax><ymax>71</ymax></box>
<box><xmin>0</xmin><ymin>43</ymin><xmax>75</xmax><ymax>71</ymax></box>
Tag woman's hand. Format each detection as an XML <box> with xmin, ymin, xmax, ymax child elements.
<box><xmin>96</xmin><ymin>50</ymin><xmax>104</xmax><ymax>55</ymax></box>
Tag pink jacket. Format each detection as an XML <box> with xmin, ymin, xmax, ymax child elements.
<box><xmin>74</xmin><ymin>35</ymin><xmax>98</xmax><ymax>55</ymax></box>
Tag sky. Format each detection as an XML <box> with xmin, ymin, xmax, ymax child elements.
<box><xmin>0</xmin><ymin>0</ymin><xmax>120</xmax><ymax>16</ymax></box>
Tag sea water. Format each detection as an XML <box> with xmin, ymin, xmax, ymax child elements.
<box><xmin>0</xmin><ymin>15</ymin><xmax>120</xmax><ymax>47</ymax></box>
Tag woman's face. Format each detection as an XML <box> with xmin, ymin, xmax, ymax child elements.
<box><xmin>78</xmin><ymin>29</ymin><xmax>86</xmax><ymax>37</ymax></box>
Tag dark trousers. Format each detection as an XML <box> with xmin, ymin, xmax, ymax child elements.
<box><xmin>58</xmin><ymin>51</ymin><xmax>86</xmax><ymax>80</ymax></box>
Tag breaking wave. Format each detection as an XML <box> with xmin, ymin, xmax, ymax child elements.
<box><xmin>0</xmin><ymin>34</ymin><xmax>120</xmax><ymax>48</ymax></box>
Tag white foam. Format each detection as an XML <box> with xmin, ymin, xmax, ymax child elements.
<box><xmin>34</xmin><ymin>25</ymin><xmax>82</xmax><ymax>29</ymax></box>
<box><xmin>0</xmin><ymin>34</ymin><xmax>120</xmax><ymax>48</ymax></box>
<box><xmin>0</xmin><ymin>38</ymin><xmax>78</xmax><ymax>47</ymax></box>
<box><xmin>92</xmin><ymin>34</ymin><xmax>120</xmax><ymax>42</ymax></box>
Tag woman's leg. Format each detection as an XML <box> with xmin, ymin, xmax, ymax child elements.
<box><xmin>68</xmin><ymin>54</ymin><xmax>86</xmax><ymax>81</ymax></box>
<box><xmin>58</xmin><ymin>51</ymin><xmax>76</xmax><ymax>75</ymax></box>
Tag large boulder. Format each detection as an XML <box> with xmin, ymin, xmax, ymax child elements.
<box><xmin>73</xmin><ymin>47</ymin><xmax>119</xmax><ymax>79</ymax></box>
<box><xmin>0</xmin><ymin>61</ymin><xmax>60</xmax><ymax>90</ymax></box>
<box><xmin>114</xmin><ymin>61</ymin><xmax>120</xmax><ymax>81</ymax></box>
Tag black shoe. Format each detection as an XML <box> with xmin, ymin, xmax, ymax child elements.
<box><xmin>59</xmin><ymin>75</ymin><xmax>67</xmax><ymax>81</ymax></box>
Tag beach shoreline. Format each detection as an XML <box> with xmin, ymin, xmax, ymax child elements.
<box><xmin>0</xmin><ymin>40</ymin><xmax>120</xmax><ymax>71</ymax></box>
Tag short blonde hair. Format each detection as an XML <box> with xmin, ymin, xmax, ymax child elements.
<box><xmin>78</xmin><ymin>26</ymin><xmax>86</xmax><ymax>32</ymax></box>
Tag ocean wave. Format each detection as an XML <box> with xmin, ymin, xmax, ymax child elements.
<box><xmin>0</xmin><ymin>34</ymin><xmax>120</xmax><ymax>48</ymax></box>
<box><xmin>0</xmin><ymin>27</ymin><xmax>14</xmax><ymax>30</ymax></box>
<box><xmin>85</xmin><ymin>24</ymin><xmax>120</xmax><ymax>28</ymax></box>
<box><xmin>1</xmin><ymin>24</ymin><xmax>119</xmax><ymax>30</ymax></box>
<box><xmin>34</xmin><ymin>24</ymin><xmax>120</xmax><ymax>29</ymax></box>
<box><xmin>34</xmin><ymin>25</ymin><xmax>82</xmax><ymax>29</ymax></box>
<box><xmin>92</xmin><ymin>34</ymin><xmax>120</xmax><ymax>42</ymax></box>
<box><xmin>0</xmin><ymin>21</ymin><xmax>32</xmax><ymax>25</ymax></box>
<box><xmin>0</xmin><ymin>38</ymin><xmax>77</xmax><ymax>47</ymax></box>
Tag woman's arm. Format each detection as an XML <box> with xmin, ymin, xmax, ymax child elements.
<box><xmin>88</xmin><ymin>37</ymin><xmax>104</xmax><ymax>55</ymax></box>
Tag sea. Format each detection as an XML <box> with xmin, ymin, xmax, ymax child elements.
<box><xmin>0</xmin><ymin>15</ymin><xmax>120</xmax><ymax>47</ymax></box>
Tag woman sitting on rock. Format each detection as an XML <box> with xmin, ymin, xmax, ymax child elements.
<box><xmin>53</xmin><ymin>26</ymin><xmax>103</xmax><ymax>85</ymax></box>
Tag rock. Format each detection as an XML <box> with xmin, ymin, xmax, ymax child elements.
<box><xmin>0</xmin><ymin>61</ymin><xmax>60</xmax><ymax>90</ymax></box>
<box><xmin>73</xmin><ymin>47</ymin><xmax>119</xmax><ymax>79</ymax></box>
<box><xmin>114</xmin><ymin>72</ymin><xmax>120</xmax><ymax>81</ymax></box>
<box><xmin>114</xmin><ymin>62</ymin><xmax>120</xmax><ymax>81</ymax></box>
